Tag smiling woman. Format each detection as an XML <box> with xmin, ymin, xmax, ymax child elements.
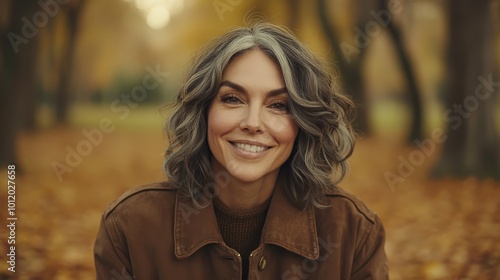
<box><xmin>207</xmin><ymin>49</ymin><xmax>299</xmax><ymax>208</ymax></box>
<box><xmin>94</xmin><ymin>22</ymin><xmax>388</xmax><ymax>279</ymax></box>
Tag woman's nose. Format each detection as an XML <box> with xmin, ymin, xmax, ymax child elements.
<box><xmin>240</xmin><ymin>105</ymin><xmax>264</xmax><ymax>133</ymax></box>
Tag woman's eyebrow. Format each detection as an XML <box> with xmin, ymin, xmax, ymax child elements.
<box><xmin>219</xmin><ymin>80</ymin><xmax>288</xmax><ymax>97</ymax></box>
<box><xmin>267</xmin><ymin>87</ymin><xmax>288</xmax><ymax>97</ymax></box>
<box><xmin>219</xmin><ymin>80</ymin><xmax>246</xmax><ymax>93</ymax></box>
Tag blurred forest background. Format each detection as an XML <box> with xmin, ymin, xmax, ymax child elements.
<box><xmin>1</xmin><ymin>0</ymin><xmax>500</xmax><ymax>279</ymax></box>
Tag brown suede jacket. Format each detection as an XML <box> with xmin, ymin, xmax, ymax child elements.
<box><xmin>94</xmin><ymin>179</ymin><xmax>388</xmax><ymax>279</ymax></box>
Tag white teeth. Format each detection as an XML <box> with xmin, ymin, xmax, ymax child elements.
<box><xmin>235</xmin><ymin>143</ymin><xmax>267</xmax><ymax>153</ymax></box>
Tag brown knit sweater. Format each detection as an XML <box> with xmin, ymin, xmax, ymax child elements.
<box><xmin>213</xmin><ymin>198</ymin><xmax>270</xmax><ymax>280</ymax></box>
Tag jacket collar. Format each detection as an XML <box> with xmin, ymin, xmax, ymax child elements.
<box><xmin>261</xmin><ymin>176</ymin><xmax>320</xmax><ymax>259</ymax></box>
<box><xmin>173</xmin><ymin>176</ymin><xmax>320</xmax><ymax>260</ymax></box>
<box><xmin>173</xmin><ymin>192</ymin><xmax>222</xmax><ymax>259</ymax></box>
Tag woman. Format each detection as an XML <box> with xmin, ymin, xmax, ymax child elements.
<box><xmin>94</xmin><ymin>22</ymin><xmax>388</xmax><ymax>279</ymax></box>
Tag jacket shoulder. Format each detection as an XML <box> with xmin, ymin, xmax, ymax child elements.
<box><xmin>322</xmin><ymin>186</ymin><xmax>378</xmax><ymax>224</ymax></box>
<box><xmin>103</xmin><ymin>181</ymin><xmax>178</xmax><ymax>218</ymax></box>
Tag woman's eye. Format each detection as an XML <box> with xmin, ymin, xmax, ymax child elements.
<box><xmin>270</xmin><ymin>101</ymin><xmax>289</xmax><ymax>112</ymax></box>
<box><xmin>220</xmin><ymin>95</ymin><xmax>241</xmax><ymax>104</ymax></box>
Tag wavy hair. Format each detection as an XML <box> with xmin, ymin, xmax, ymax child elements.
<box><xmin>164</xmin><ymin>22</ymin><xmax>355</xmax><ymax>209</ymax></box>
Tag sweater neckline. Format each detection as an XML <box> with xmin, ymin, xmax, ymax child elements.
<box><xmin>212</xmin><ymin>197</ymin><xmax>271</xmax><ymax>219</ymax></box>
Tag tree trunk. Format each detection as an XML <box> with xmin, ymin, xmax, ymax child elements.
<box><xmin>0</xmin><ymin>1</ymin><xmax>39</xmax><ymax>168</ymax></box>
<box><xmin>432</xmin><ymin>0</ymin><xmax>500</xmax><ymax>180</ymax></box>
<box><xmin>378</xmin><ymin>0</ymin><xmax>423</xmax><ymax>142</ymax></box>
<box><xmin>55</xmin><ymin>2</ymin><xmax>84</xmax><ymax>124</ymax></box>
<box><xmin>287</xmin><ymin>0</ymin><xmax>300</xmax><ymax>32</ymax></box>
<box><xmin>317</xmin><ymin>0</ymin><xmax>371</xmax><ymax>134</ymax></box>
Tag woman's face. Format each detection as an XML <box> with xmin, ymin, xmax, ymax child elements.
<box><xmin>207</xmin><ymin>49</ymin><xmax>299</xmax><ymax>184</ymax></box>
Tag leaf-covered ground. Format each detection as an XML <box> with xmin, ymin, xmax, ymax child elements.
<box><xmin>0</xmin><ymin>127</ymin><xmax>499</xmax><ymax>279</ymax></box>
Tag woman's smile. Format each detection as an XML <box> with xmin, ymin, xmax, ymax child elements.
<box><xmin>229</xmin><ymin>140</ymin><xmax>272</xmax><ymax>158</ymax></box>
<box><xmin>234</xmin><ymin>143</ymin><xmax>267</xmax><ymax>153</ymax></box>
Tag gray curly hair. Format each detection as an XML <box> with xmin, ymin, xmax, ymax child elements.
<box><xmin>164</xmin><ymin>22</ymin><xmax>355</xmax><ymax>209</ymax></box>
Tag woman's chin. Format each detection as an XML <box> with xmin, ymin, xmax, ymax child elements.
<box><xmin>228</xmin><ymin>173</ymin><xmax>263</xmax><ymax>184</ymax></box>
<box><xmin>225</xmin><ymin>167</ymin><xmax>280</xmax><ymax>185</ymax></box>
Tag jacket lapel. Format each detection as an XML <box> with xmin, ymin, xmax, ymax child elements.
<box><xmin>173</xmin><ymin>192</ymin><xmax>223</xmax><ymax>259</ymax></box>
<box><xmin>261</xmin><ymin>176</ymin><xmax>320</xmax><ymax>260</ymax></box>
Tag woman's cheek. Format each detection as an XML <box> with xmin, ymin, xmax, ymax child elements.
<box><xmin>267</xmin><ymin>114</ymin><xmax>298</xmax><ymax>138</ymax></box>
<box><xmin>209</xmin><ymin>106</ymin><xmax>237</xmax><ymax>133</ymax></box>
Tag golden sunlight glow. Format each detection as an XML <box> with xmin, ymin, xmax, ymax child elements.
<box><xmin>130</xmin><ymin>0</ymin><xmax>184</xmax><ymax>29</ymax></box>
<box><xmin>146</xmin><ymin>6</ymin><xmax>170</xmax><ymax>29</ymax></box>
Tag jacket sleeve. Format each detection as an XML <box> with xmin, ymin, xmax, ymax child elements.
<box><xmin>351</xmin><ymin>215</ymin><xmax>389</xmax><ymax>280</ymax></box>
<box><xmin>94</xmin><ymin>214</ymin><xmax>134</xmax><ymax>280</ymax></box>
